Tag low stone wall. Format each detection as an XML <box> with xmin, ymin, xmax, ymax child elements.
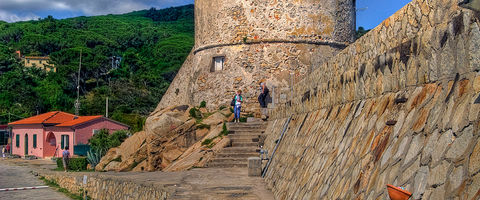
<box><xmin>38</xmin><ymin>171</ymin><xmax>169</xmax><ymax>200</ymax></box>
<box><xmin>263</xmin><ymin>0</ymin><xmax>480</xmax><ymax>199</ymax></box>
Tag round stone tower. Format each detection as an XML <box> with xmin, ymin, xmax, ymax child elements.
<box><xmin>158</xmin><ymin>0</ymin><xmax>356</xmax><ymax>113</ymax></box>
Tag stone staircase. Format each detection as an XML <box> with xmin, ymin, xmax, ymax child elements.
<box><xmin>207</xmin><ymin>121</ymin><xmax>267</xmax><ymax>168</ymax></box>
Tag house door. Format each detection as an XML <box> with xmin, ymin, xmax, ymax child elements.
<box><xmin>24</xmin><ymin>134</ymin><xmax>28</xmax><ymax>156</ymax></box>
<box><xmin>45</xmin><ymin>132</ymin><xmax>56</xmax><ymax>157</ymax></box>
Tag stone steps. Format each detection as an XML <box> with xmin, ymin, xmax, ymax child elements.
<box><xmin>230</xmin><ymin>138</ymin><xmax>258</xmax><ymax>143</ymax></box>
<box><xmin>231</xmin><ymin>142</ymin><xmax>258</xmax><ymax>147</ymax></box>
<box><xmin>217</xmin><ymin>152</ymin><xmax>259</xmax><ymax>158</ymax></box>
<box><xmin>220</xmin><ymin>147</ymin><xmax>259</xmax><ymax>153</ymax></box>
<box><xmin>211</xmin><ymin>158</ymin><xmax>248</xmax><ymax>163</ymax></box>
<box><xmin>228</xmin><ymin>132</ymin><xmax>262</xmax><ymax>138</ymax></box>
<box><xmin>208</xmin><ymin>121</ymin><xmax>267</xmax><ymax>168</ymax></box>
<box><xmin>207</xmin><ymin>162</ymin><xmax>248</xmax><ymax>168</ymax></box>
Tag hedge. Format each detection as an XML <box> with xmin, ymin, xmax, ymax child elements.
<box><xmin>56</xmin><ymin>157</ymin><xmax>88</xmax><ymax>171</ymax></box>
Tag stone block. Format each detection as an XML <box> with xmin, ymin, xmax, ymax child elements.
<box><xmin>248</xmin><ymin>157</ymin><xmax>262</xmax><ymax>177</ymax></box>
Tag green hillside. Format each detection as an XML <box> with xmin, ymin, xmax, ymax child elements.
<box><xmin>0</xmin><ymin>5</ymin><xmax>194</xmax><ymax>131</ymax></box>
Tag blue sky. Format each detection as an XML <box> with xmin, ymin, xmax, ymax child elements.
<box><xmin>356</xmin><ymin>0</ymin><xmax>412</xmax><ymax>29</ymax></box>
<box><xmin>1</xmin><ymin>0</ymin><xmax>412</xmax><ymax>30</ymax></box>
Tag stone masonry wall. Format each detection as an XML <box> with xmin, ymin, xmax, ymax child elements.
<box><xmin>194</xmin><ymin>0</ymin><xmax>356</xmax><ymax>48</ymax></box>
<box><xmin>263</xmin><ymin>0</ymin><xmax>480</xmax><ymax>199</ymax></box>
<box><xmin>156</xmin><ymin>0</ymin><xmax>356</xmax><ymax>112</ymax></box>
<box><xmin>39</xmin><ymin>171</ymin><xmax>169</xmax><ymax>200</ymax></box>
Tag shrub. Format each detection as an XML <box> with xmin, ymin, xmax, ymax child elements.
<box><xmin>199</xmin><ymin>101</ymin><xmax>206</xmax><ymax>108</ymax></box>
<box><xmin>56</xmin><ymin>157</ymin><xmax>88</xmax><ymax>171</ymax></box>
<box><xmin>108</xmin><ymin>130</ymin><xmax>129</xmax><ymax>148</ymax></box>
<box><xmin>219</xmin><ymin>105</ymin><xmax>226</xmax><ymax>110</ymax></box>
<box><xmin>88</xmin><ymin>129</ymin><xmax>129</xmax><ymax>152</ymax></box>
<box><xmin>229</xmin><ymin>107</ymin><xmax>234</xmax><ymax>113</ymax></box>
<box><xmin>189</xmin><ymin>107</ymin><xmax>202</xmax><ymax>119</ymax></box>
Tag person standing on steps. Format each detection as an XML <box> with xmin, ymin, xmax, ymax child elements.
<box><xmin>258</xmin><ymin>82</ymin><xmax>269</xmax><ymax>119</ymax></box>
<box><xmin>62</xmin><ymin>146</ymin><xmax>70</xmax><ymax>172</ymax></box>
<box><xmin>233</xmin><ymin>90</ymin><xmax>243</xmax><ymax>123</ymax></box>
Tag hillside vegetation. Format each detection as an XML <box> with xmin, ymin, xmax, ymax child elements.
<box><xmin>0</xmin><ymin>5</ymin><xmax>194</xmax><ymax>131</ymax></box>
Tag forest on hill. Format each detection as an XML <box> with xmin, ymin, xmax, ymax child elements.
<box><xmin>0</xmin><ymin>5</ymin><xmax>194</xmax><ymax>131</ymax></box>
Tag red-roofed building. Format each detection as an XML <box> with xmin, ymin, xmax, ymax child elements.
<box><xmin>8</xmin><ymin>111</ymin><xmax>129</xmax><ymax>158</ymax></box>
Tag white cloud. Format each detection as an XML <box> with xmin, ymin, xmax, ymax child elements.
<box><xmin>0</xmin><ymin>10</ymin><xmax>38</xmax><ymax>22</ymax></box>
<box><xmin>0</xmin><ymin>0</ymin><xmax>193</xmax><ymax>22</ymax></box>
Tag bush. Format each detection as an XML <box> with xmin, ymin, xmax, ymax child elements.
<box><xmin>88</xmin><ymin>129</ymin><xmax>129</xmax><ymax>152</ymax></box>
<box><xmin>199</xmin><ymin>101</ymin><xmax>206</xmax><ymax>108</ymax></box>
<box><xmin>56</xmin><ymin>157</ymin><xmax>88</xmax><ymax>171</ymax></box>
<box><xmin>189</xmin><ymin>107</ymin><xmax>201</xmax><ymax>119</ymax></box>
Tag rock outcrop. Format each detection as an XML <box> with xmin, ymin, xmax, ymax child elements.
<box><xmin>97</xmin><ymin>105</ymin><xmax>233</xmax><ymax>172</ymax></box>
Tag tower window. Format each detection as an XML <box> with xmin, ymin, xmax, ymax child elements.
<box><xmin>211</xmin><ymin>56</ymin><xmax>225</xmax><ymax>72</ymax></box>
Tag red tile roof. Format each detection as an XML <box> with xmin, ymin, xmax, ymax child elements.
<box><xmin>8</xmin><ymin>111</ymin><xmax>103</xmax><ymax>128</ymax></box>
<box><xmin>43</xmin><ymin>112</ymin><xmax>76</xmax><ymax>124</ymax></box>
<box><xmin>8</xmin><ymin>111</ymin><xmax>61</xmax><ymax>125</ymax></box>
<box><xmin>55</xmin><ymin>116</ymin><xmax>103</xmax><ymax>127</ymax></box>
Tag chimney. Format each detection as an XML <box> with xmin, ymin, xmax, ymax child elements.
<box><xmin>15</xmin><ymin>51</ymin><xmax>21</xmax><ymax>58</ymax></box>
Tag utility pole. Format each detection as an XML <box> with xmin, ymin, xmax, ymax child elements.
<box><xmin>105</xmin><ymin>97</ymin><xmax>109</xmax><ymax>118</ymax></box>
<box><xmin>75</xmin><ymin>49</ymin><xmax>82</xmax><ymax>116</ymax></box>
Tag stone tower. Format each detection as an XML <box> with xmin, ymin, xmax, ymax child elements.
<box><xmin>157</xmin><ymin>0</ymin><xmax>356</xmax><ymax>112</ymax></box>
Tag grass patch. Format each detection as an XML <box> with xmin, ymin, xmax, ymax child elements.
<box><xmin>220</xmin><ymin>122</ymin><xmax>229</xmax><ymax>136</ymax></box>
<box><xmin>219</xmin><ymin>105</ymin><xmax>226</xmax><ymax>110</ymax></box>
<box><xmin>40</xmin><ymin>177</ymin><xmax>87</xmax><ymax>200</ymax></box>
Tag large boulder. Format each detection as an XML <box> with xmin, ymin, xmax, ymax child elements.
<box><xmin>95</xmin><ymin>131</ymin><xmax>148</xmax><ymax>172</ymax></box>
<box><xmin>97</xmin><ymin>104</ymin><xmax>233</xmax><ymax>172</ymax></box>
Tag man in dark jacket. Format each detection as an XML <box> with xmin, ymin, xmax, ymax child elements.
<box><xmin>258</xmin><ymin>82</ymin><xmax>269</xmax><ymax>108</ymax></box>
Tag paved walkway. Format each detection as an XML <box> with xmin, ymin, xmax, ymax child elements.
<box><xmin>0</xmin><ymin>159</ymin><xmax>69</xmax><ymax>200</ymax></box>
<box><xmin>2</xmin><ymin>158</ymin><xmax>275</xmax><ymax>200</ymax></box>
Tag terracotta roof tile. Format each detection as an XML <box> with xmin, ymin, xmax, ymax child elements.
<box><xmin>43</xmin><ymin>112</ymin><xmax>76</xmax><ymax>124</ymax></box>
<box><xmin>8</xmin><ymin>111</ymin><xmax>59</xmax><ymax>125</ymax></box>
<box><xmin>55</xmin><ymin>116</ymin><xmax>103</xmax><ymax>127</ymax></box>
<box><xmin>9</xmin><ymin>111</ymin><xmax>77</xmax><ymax>125</ymax></box>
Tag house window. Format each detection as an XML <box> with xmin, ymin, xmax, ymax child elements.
<box><xmin>33</xmin><ymin>134</ymin><xmax>37</xmax><ymax>148</ymax></box>
<box><xmin>92</xmin><ymin>129</ymin><xmax>100</xmax><ymax>135</ymax></box>
<box><xmin>27</xmin><ymin>59</ymin><xmax>30</xmax><ymax>64</ymax></box>
<box><xmin>211</xmin><ymin>56</ymin><xmax>225</xmax><ymax>72</ymax></box>
<box><xmin>61</xmin><ymin>135</ymin><xmax>69</xmax><ymax>149</ymax></box>
<box><xmin>39</xmin><ymin>60</ymin><xmax>42</xmax><ymax>64</ymax></box>
<box><xmin>16</xmin><ymin>134</ymin><xmax>19</xmax><ymax>147</ymax></box>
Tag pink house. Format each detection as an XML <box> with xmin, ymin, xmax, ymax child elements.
<box><xmin>8</xmin><ymin>111</ymin><xmax>129</xmax><ymax>158</ymax></box>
